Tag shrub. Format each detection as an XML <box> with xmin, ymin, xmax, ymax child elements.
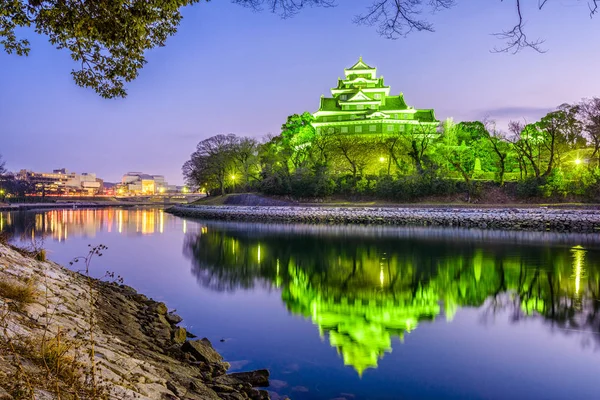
<box><xmin>0</xmin><ymin>278</ymin><xmax>38</xmax><ymax>308</ymax></box>
<box><xmin>516</xmin><ymin>177</ymin><xmax>543</xmax><ymax>198</ymax></box>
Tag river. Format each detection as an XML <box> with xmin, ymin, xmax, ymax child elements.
<box><xmin>2</xmin><ymin>207</ymin><xmax>600</xmax><ymax>400</ymax></box>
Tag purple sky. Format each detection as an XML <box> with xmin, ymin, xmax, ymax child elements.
<box><xmin>1</xmin><ymin>1</ymin><xmax>599</xmax><ymax>184</ymax></box>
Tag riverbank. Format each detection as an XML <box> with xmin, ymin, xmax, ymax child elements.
<box><xmin>0</xmin><ymin>242</ymin><xmax>272</xmax><ymax>399</ymax></box>
<box><xmin>167</xmin><ymin>204</ymin><xmax>600</xmax><ymax>233</ymax></box>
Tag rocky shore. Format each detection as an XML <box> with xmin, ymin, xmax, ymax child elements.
<box><xmin>167</xmin><ymin>205</ymin><xmax>600</xmax><ymax>233</ymax></box>
<box><xmin>0</xmin><ymin>243</ymin><xmax>271</xmax><ymax>399</ymax></box>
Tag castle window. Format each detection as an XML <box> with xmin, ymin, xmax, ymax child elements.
<box><xmin>387</xmin><ymin>125</ymin><xmax>394</xmax><ymax>132</ymax></box>
<box><xmin>355</xmin><ymin>126</ymin><xmax>362</xmax><ymax>133</ymax></box>
<box><xmin>399</xmin><ymin>125</ymin><xmax>405</xmax><ymax>132</ymax></box>
<box><xmin>394</xmin><ymin>114</ymin><xmax>398</xmax><ymax>119</ymax></box>
<box><xmin>403</xmin><ymin>113</ymin><xmax>409</xmax><ymax>119</ymax></box>
<box><xmin>338</xmin><ymin>116</ymin><xmax>342</xmax><ymax>121</ymax></box>
<box><xmin>351</xmin><ymin>114</ymin><xmax>356</xmax><ymax>120</ymax></box>
<box><xmin>341</xmin><ymin>126</ymin><xmax>348</xmax><ymax>133</ymax></box>
<box><xmin>369</xmin><ymin>125</ymin><xmax>376</xmax><ymax>132</ymax></box>
<box><xmin>375</xmin><ymin>94</ymin><xmax>381</xmax><ymax>99</ymax></box>
<box><xmin>341</xmin><ymin>95</ymin><xmax>347</xmax><ymax>100</ymax></box>
<box><xmin>357</xmin><ymin>105</ymin><xmax>364</xmax><ymax>110</ymax></box>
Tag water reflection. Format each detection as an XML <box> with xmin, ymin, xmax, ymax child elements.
<box><xmin>183</xmin><ymin>223</ymin><xmax>600</xmax><ymax>375</ymax></box>
<box><xmin>0</xmin><ymin>208</ymin><xmax>172</xmax><ymax>242</ymax></box>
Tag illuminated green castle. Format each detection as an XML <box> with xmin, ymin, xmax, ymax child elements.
<box><xmin>313</xmin><ymin>57</ymin><xmax>439</xmax><ymax>135</ymax></box>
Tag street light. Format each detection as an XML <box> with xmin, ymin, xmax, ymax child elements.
<box><xmin>379</xmin><ymin>157</ymin><xmax>385</xmax><ymax>163</ymax></box>
<box><xmin>575</xmin><ymin>158</ymin><xmax>582</xmax><ymax>165</ymax></box>
<box><xmin>230</xmin><ymin>174</ymin><xmax>236</xmax><ymax>193</ymax></box>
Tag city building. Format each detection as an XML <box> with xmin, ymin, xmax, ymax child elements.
<box><xmin>119</xmin><ymin>172</ymin><xmax>176</xmax><ymax>195</ymax></box>
<box><xmin>17</xmin><ymin>168</ymin><xmax>103</xmax><ymax>195</ymax></box>
<box><xmin>312</xmin><ymin>57</ymin><xmax>439</xmax><ymax>135</ymax></box>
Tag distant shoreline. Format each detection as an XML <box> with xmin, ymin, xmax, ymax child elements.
<box><xmin>166</xmin><ymin>204</ymin><xmax>600</xmax><ymax>233</ymax></box>
<box><xmin>0</xmin><ymin>202</ymin><xmax>162</xmax><ymax>212</ymax></box>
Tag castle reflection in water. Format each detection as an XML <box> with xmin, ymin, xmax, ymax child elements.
<box><xmin>0</xmin><ymin>208</ymin><xmax>184</xmax><ymax>242</ymax></box>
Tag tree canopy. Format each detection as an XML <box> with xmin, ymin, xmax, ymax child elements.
<box><xmin>2</xmin><ymin>0</ymin><xmax>597</xmax><ymax>98</ymax></box>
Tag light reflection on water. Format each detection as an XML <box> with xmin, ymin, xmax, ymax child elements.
<box><xmin>2</xmin><ymin>208</ymin><xmax>600</xmax><ymax>400</ymax></box>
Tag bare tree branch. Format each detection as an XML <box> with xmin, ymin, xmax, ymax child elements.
<box><xmin>353</xmin><ymin>0</ymin><xmax>455</xmax><ymax>39</ymax></box>
<box><xmin>231</xmin><ymin>0</ymin><xmax>336</xmax><ymax>18</ymax></box>
<box><xmin>492</xmin><ymin>0</ymin><xmax>546</xmax><ymax>54</ymax></box>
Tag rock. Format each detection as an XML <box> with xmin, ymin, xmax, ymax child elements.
<box><xmin>166</xmin><ymin>381</ymin><xmax>179</xmax><ymax>396</ymax></box>
<box><xmin>172</xmin><ymin>327</ymin><xmax>187</xmax><ymax>344</ymax></box>
<box><xmin>227</xmin><ymin>369</ymin><xmax>270</xmax><ymax>387</ymax></box>
<box><xmin>226</xmin><ymin>393</ymin><xmax>247</xmax><ymax>400</ymax></box>
<box><xmin>154</xmin><ymin>302</ymin><xmax>168</xmax><ymax>315</ymax></box>
<box><xmin>147</xmin><ymin>301</ymin><xmax>168</xmax><ymax>315</ymax></box>
<box><xmin>210</xmin><ymin>384</ymin><xmax>236</xmax><ymax>393</ymax></box>
<box><xmin>166</xmin><ymin>312</ymin><xmax>183</xmax><ymax>325</ymax></box>
<box><xmin>181</xmin><ymin>338</ymin><xmax>223</xmax><ymax>364</ymax></box>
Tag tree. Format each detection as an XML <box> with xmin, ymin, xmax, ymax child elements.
<box><xmin>0</xmin><ymin>154</ymin><xmax>6</xmax><ymax>176</ymax></box>
<box><xmin>330</xmin><ymin>130</ymin><xmax>375</xmax><ymax>179</ymax></box>
<box><xmin>579</xmin><ymin>98</ymin><xmax>600</xmax><ymax>168</ymax></box>
<box><xmin>280</xmin><ymin>112</ymin><xmax>316</xmax><ymax>169</ymax></box>
<box><xmin>3</xmin><ymin>0</ymin><xmax>597</xmax><ymax>98</ymax></box>
<box><xmin>183</xmin><ymin>134</ymin><xmax>238</xmax><ymax>195</ymax></box>
<box><xmin>440</xmin><ymin>121</ymin><xmax>477</xmax><ymax>185</ymax></box>
<box><xmin>232</xmin><ymin>136</ymin><xmax>260</xmax><ymax>190</ymax></box>
<box><xmin>481</xmin><ymin>120</ymin><xmax>511</xmax><ymax>185</ymax></box>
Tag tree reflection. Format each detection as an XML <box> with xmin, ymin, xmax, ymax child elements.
<box><xmin>183</xmin><ymin>223</ymin><xmax>600</xmax><ymax>374</ymax></box>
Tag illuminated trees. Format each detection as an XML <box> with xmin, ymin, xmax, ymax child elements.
<box><xmin>329</xmin><ymin>130</ymin><xmax>376</xmax><ymax>179</ymax></box>
<box><xmin>579</xmin><ymin>98</ymin><xmax>600</xmax><ymax>168</ymax></box>
<box><xmin>482</xmin><ymin>121</ymin><xmax>511</xmax><ymax>186</ymax></box>
<box><xmin>183</xmin><ymin>134</ymin><xmax>238</xmax><ymax>195</ymax></box>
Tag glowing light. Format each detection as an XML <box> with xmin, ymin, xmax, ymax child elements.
<box><xmin>231</xmin><ymin>175</ymin><xmax>236</xmax><ymax>180</ymax></box>
<box><xmin>379</xmin><ymin>157</ymin><xmax>385</xmax><ymax>163</ymax></box>
<box><xmin>572</xmin><ymin>245</ymin><xmax>586</xmax><ymax>297</ymax></box>
<box><xmin>183</xmin><ymin>220</ymin><xmax>187</xmax><ymax>234</ymax></box>
<box><xmin>257</xmin><ymin>244</ymin><xmax>261</xmax><ymax>263</ymax></box>
<box><xmin>575</xmin><ymin>158</ymin><xmax>582</xmax><ymax>165</ymax></box>
<box><xmin>159</xmin><ymin>210</ymin><xmax>164</xmax><ymax>234</ymax></box>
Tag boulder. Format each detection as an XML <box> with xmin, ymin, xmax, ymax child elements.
<box><xmin>150</xmin><ymin>302</ymin><xmax>168</xmax><ymax>315</ymax></box>
<box><xmin>181</xmin><ymin>338</ymin><xmax>223</xmax><ymax>364</ymax></box>
<box><xmin>227</xmin><ymin>370</ymin><xmax>270</xmax><ymax>387</ymax></box>
<box><xmin>172</xmin><ymin>327</ymin><xmax>187</xmax><ymax>344</ymax></box>
<box><xmin>166</xmin><ymin>312</ymin><xmax>183</xmax><ymax>325</ymax></box>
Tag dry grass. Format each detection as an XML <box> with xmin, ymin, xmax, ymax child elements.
<box><xmin>0</xmin><ymin>279</ymin><xmax>38</xmax><ymax>308</ymax></box>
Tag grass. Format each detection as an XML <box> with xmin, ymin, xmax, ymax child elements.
<box><xmin>191</xmin><ymin>194</ymin><xmax>233</xmax><ymax>205</ymax></box>
<box><xmin>0</xmin><ymin>279</ymin><xmax>38</xmax><ymax>308</ymax></box>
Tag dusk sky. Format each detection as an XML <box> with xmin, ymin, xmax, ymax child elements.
<box><xmin>1</xmin><ymin>0</ymin><xmax>599</xmax><ymax>185</ymax></box>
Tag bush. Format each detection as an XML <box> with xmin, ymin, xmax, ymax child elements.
<box><xmin>516</xmin><ymin>177</ymin><xmax>543</xmax><ymax>198</ymax></box>
<box><xmin>0</xmin><ymin>278</ymin><xmax>38</xmax><ymax>308</ymax></box>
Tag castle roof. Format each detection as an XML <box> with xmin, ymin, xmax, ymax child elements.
<box><xmin>347</xmin><ymin>56</ymin><xmax>374</xmax><ymax>71</ymax></box>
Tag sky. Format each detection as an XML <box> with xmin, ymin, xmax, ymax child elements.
<box><xmin>1</xmin><ymin>0</ymin><xmax>599</xmax><ymax>185</ymax></box>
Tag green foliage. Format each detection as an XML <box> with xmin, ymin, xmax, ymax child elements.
<box><xmin>1</xmin><ymin>0</ymin><xmax>203</xmax><ymax>98</ymax></box>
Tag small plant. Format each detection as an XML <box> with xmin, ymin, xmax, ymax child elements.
<box><xmin>0</xmin><ymin>278</ymin><xmax>38</xmax><ymax>309</ymax></box>
<box><xmin>70</xmin><ymin>244</ymin><xmax>109</xmax><ymax>399</ymax></box>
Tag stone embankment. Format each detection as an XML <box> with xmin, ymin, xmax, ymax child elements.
<box><xmin>167</xmin><ymin>205</ymin><xmax>600</xmax><ymax>233</ymax></box>
<box><xmin>0</xmin><ymin>243</ymin><xmax>271</xmax><ymax>400</ymax></box>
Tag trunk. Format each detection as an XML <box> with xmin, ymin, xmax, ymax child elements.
<box><xmin>498</xmin><ymin>162</ymin><xmax>505</xmax><ymax>186</ymax></box>
<box><xmin>410</xmin><ymin>140</ymin><xmax>424</xmax><ymax>174</ymax></box>
<box><xmin>542</xmin><ymin>133</ymin><xmax>556</xmax><ymax>178</ymax></box>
